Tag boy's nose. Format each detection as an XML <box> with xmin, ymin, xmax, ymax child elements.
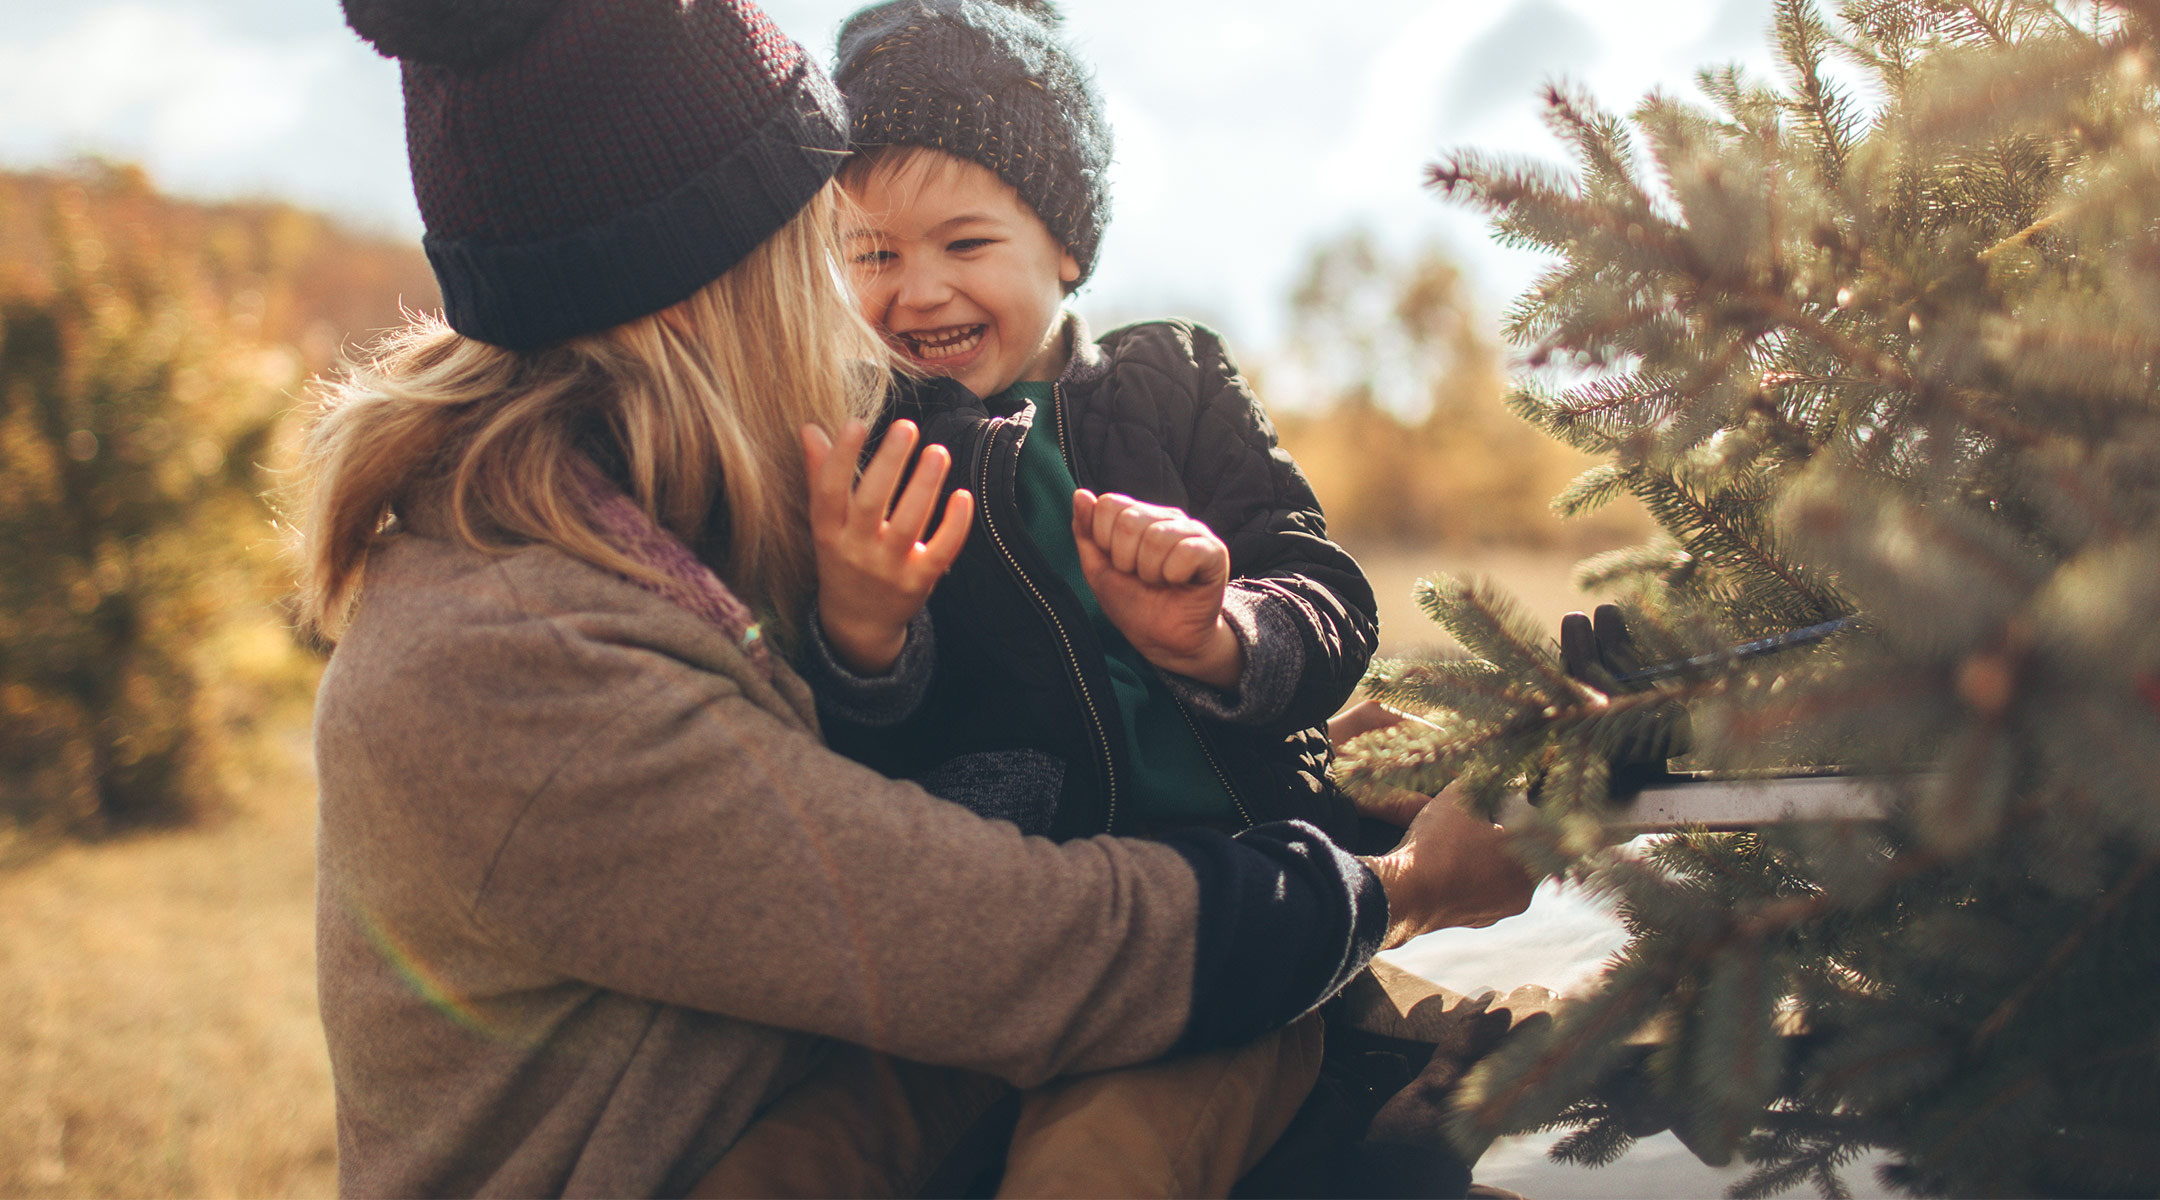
<box><xmin>891</xmin><ymin>261</ymin><xmax>956</xmax><ymax>312</ymax></box>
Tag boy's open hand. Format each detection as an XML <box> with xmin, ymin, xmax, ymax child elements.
<box><xmin>1071</xmin><ymin>490</ymin><xmax>1244</xmax><ymax>690</ymax></box>
<box><xmin>803</xmin><ymin>419</ymin><xmax>973</xmax><ymax>675</ymax></box>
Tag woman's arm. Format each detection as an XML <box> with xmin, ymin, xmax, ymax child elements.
<box><xmin>340</xmin><ymin>542</ymin><xmax>1522</xmax><ymax>1086</ymax></box>
<box><xmin>460</xmin><ymin>653</ymin><xmax>1524</xmax><ymax>1084</ymax></box>
<box><xmin>458</xmin><ymin>637</ymin><xmax>1392</xmax><ymax>1083</ymax></box>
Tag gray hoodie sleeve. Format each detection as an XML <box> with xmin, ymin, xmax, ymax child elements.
<box><xmin>1158</xmin><ymin>584</ymin><xmax>1306</xmax><ymax>725</ymax></box>
<box><xmin>798</xmin><ymin>606</ymin><xmax>937</xmax><ymax>728</ymax></box>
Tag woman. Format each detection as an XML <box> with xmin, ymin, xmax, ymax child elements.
<box><xmin>302</xmin><ymin>0</ymin><xmax>1533</xmax><ymax>1195</ymax></box>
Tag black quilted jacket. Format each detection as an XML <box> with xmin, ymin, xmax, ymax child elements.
<box><xmin>817</xmin><ymin>318</ymin><xmax>1379</xmax><ymax>842</ymax></box>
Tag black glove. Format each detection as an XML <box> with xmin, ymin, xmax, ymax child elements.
<box><xmin>1559</xmin><ymin>605</ymin><xmax>1692</xmax><ymax>798</ymax></box>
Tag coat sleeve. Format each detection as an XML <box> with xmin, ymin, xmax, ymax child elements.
<box><xmin>797</xmin><ymin>607</ymin><xmax>937</xmax><ymax>729</ymax></box>
<box><xmin>462</xmin><ymin>632</ymin><xmax>1385</xmax><ymax>1086</ymax></box>
<box><xmin>1125</xmin><ymin>322</ymin><xmax>1380</xmax><ymax>734</ymax></box>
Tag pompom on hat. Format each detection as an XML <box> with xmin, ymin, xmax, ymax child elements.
<box><xmin>833</xmin><ymin>0</ymin><xmax>1112</xmax><ymax>286</ymax></box>
<box><xmin>343</xmin><ymin>0</ymin><xmax>848</xmax><ymax>351</ymax></box>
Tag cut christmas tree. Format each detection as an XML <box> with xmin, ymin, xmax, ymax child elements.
<box><xmin>1335</xmin><ymin>1</ymin><xmax>2160</xmax><ymax>1194</ymax></box>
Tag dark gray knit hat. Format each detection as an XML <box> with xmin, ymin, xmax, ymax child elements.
<box><xmin>833</xmin><ymin>0</ymin><xmax>1111</xmax><ymax>285</ymax></box>
<box><xmin>342</xmin><ymin>0</ymin><xmax>848</xmax><ymax>351</ymax></box>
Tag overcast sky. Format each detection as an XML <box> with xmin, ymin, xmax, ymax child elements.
<box><xmin>0</xmin><ymin>0</ymin><xmax>1786</xmax><ymax>353</ymax></box>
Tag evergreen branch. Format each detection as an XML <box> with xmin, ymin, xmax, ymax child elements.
<box><xmin>1970</xmin><ymin>847</ymin><xmax>2160</xmax><ymax>1045</ymax></box>
<box><xmin>1698</xmin><ymin>946</ymin><xmax>1783</xmax><ymax>1153</ymax></box>
<box><xmin>1975</xmin><ymin>203</ymin><xmax>2073</xmax><ymax>262</ymax></box>
<box><xmin>1779</xmin><ymin>0</ymin><xmax>1861</xmax><ymax>183</ymax></box>
<box><xmin>1550</xmin><ymin>378</ymin><xmax>1679</xmax><ymax>420</ymax></box>
<box><xmin>1466</xmin><ymin>837</ymin><xmax>1953</xmax><ymax>1143</ymax></box>
<box><xmin>1460</xmin><ymin>961</ymin><xmax>1679</xmax><ymax>1140</ymax></box>
<box><xmin>1907</xmin><ymin>1032</ymin><xmax>2160</xmax><ymax>1178</ymax></box>
<box><xmin>1415</xmin><ymin>575</ymin><xmax>1582</xmax><ymax>702</ymax></box>
<box><xmin>1713</xmin><ymin>670</ymin><xmax>1936</xmax><ymax>755</ymax></box>
<box><xmin>1727</xmin><ymin>288</ymin><xmax>2080</xmax><ymax>469</ymax></box>
<box><xmin>1759</xmin><ymin>371</ymin><xmax>1885</xmax><ymax>392</ymax></box>
<box><xmin>1427</xmin><ymin>9</ymin><xmax>2160</xmax><ymax>1187</ymax></box>
<box><xmin>1731</xmin><ymin>1147</ymin><xmax>1844</xmax><ymax>1200</ymax></box>
<box><xmin>1332</xmin><ymin>709</ymin><xmax>1539</xmax><ymax>799</ymax></box>
<box><xmin>1663</xmin><ymin>830</ymin><xmax>1812</xmax><ymax>907</ymax></box>
<box><xmin>1426</xmin><ymin>154</ymin><xmax>1589</xmax><ymax>249</ymax></box>
<box><xmin>1759</xmin><ymin>294</ymin><xmax>1915</xmax><ymax>389</ymax></box>
<box><xmin>1550</xmin><ymin>1113</ymin><xmax>1636</xmax><ymax>1166</ymax></box>
<box><xmin>1538</xmin><ymin>81</ymin><xmax>1654</xmax><ymax>211</ymax></box>
<box><xmin>1553</xmin><ymin>464</ymin><xmax>1632</xmax><ymax>517</ymax></box>
<box><xmin>1804</xmin><ymin>1034</ymin><xmax>1958</xmax><ymax>1099</ymax></box>
<box><xmin>2112</xmin><ymin>0</ymin><xmax>2160</xmax><ymax>38</ymax></box>
<box><xmin>1526</xmin><ymin>302</ymin><xmax>1680</xmax><ymax>369</ymax></box>
<box><xmin>1629</xmin><ymin>471</ymin><xmax>1844</xmax><ymax>617</ymax></box>
<box><xmin>1574</xmin><ymin>539</ymin><xmax>1693</xmax><ymax>591</ymax></box>
<box><xmin>1361</xmin><ymin>658</ymin><xmax>1541</xmax><ymax>718</ymax></box>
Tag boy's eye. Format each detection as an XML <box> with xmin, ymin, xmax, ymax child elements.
<box><xmin>948</xmin><ymin>238</ymin><xmax>995</xmax><ymax>253</ymax></box>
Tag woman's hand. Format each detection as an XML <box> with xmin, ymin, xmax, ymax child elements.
<box><xmin>1070</xmin><ymin>489</ymin><xmax>1243</xmax><ymax>690</ymax></box>
<box><xmin>802</xmin><ymin>419</ymin><xmax>973</xmax><ymax>675</ymax></box>
<box><xmin>1359</xmin><ymin>781</ymin><xmax>1536</xmax><ymax>950</ymax></box>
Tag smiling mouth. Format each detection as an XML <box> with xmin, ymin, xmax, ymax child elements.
<box><xmin>898</xmin><ymin>325</ymin><xmax>985</xmax><ymax>361</ymax></box>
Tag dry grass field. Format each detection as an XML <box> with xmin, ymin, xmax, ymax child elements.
<box><xmin>0</xmin><ymin>545</ymin><xmax>1610</xmax><ymax>1198</ymax></box>
<box><xmin>0</xmin><ymin>716</ymin><xmax>335</xmax><ymax>1198</ymax></box>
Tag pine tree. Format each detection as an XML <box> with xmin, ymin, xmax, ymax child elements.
<box><xmin>1337</xmin><ymin>2</ymin><xmax>2160</xmax><ymax>1194</ymax></box>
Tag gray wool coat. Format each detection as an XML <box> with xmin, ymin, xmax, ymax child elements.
<box><xmin>313</xmin><ymin>530</ymin><xmax>1204</xmax><ymax>1197</ymax></box>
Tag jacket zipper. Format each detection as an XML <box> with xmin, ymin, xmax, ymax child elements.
<box><xmin>1052</xmin><ymin>384</ymin><xmax>1253</xmax><ymax>832</ymax></box>
<box><xmin>1172</xmin><ymin>695</ymin><xmax>1256</xmax><ymax>829</ymax></box>
<box><xmin>975</xmin><ymin>413</ymin><xmax>1121</xmax><ymax>832</ymax></box>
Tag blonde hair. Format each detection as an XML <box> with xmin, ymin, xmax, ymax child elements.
<box><xmin>291</xmin><ymin>183</ymin><xmax>888</xmax><ymax>646</ymax></box>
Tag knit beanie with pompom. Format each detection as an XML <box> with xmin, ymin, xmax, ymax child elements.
<box><xmin>341</xmin><ymin>0</ymin><xmax>848</xmax><ymax>351</ymax></box>
<box><xmin>833</xmin><ymin>0</ymin><xmax>1111</xmax><ymax>286</ymax></box>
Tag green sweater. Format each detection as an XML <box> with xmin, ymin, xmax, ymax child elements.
<box><xmin>1005</xmin><ymin>381</ymin><xmax>1239</xmax><ymax>827</ymax></box>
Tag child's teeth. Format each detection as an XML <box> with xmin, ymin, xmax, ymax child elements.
<box><xmin>908</xmin><ymin>326</ymin><xmax>983</xmax><ymax>360</ymax></box>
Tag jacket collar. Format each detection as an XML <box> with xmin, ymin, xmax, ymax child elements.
<box><xmin>886</xmin><ymin>370</ymin><xmax>988</xmax><ymax>423</ymax></box>
<box><xmin>1056</xmin><ymin>310</ymin><xmax>1110</xmax><ymax>388</ymax></box>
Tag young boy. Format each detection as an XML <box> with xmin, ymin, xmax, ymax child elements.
<box><xmin>768</xmin><ymin>1</ymin><xmax>1387</xmax><ymax>1194</ymax></box>
<box><xmin>801</xmin><ymin>0</ymin><xmax>1380</xmax><ymax>854</ymax></box>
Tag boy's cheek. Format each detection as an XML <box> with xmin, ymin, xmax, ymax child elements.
<box><xmin>848</xmin><ymin>279</ymin><xmax>887</xmax><ymax>328</ymax></box>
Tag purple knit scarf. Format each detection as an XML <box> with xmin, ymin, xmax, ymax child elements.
<box><xmin>566</xmin><ymin>455</ymin><xmax>772</xmax><ymax>677</ymax></box>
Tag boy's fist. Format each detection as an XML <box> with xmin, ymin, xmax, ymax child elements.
<box><xmin>803</xmin><ymin>418</ymin><xmax>973</xmax><ymax>675</ymax></box>
<box><xmin>1070</xmin><ymin>490</ymin><xmax>1244</xmax><ymax>690</ymax></box>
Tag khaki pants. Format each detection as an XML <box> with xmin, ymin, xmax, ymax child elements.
<box><xmin>693</xmin><ymin>1016</ymin><xmax>1324</xmax><ymax>1199</ymax></box>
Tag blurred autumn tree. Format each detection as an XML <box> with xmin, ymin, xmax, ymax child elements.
<box><xmin>0</xmin><ymin>162</ymin><xmax>434</xmax><ymax>835</ymax></box>
<box><xmin>1269</xmin><ymin>228</ymin><xmax>1647</xmax><ymax>549</ymax></box>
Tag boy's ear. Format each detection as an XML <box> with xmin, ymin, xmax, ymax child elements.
<box><xmin>1058</xmin><ymin>250</ymin><xmax>1080</xmax><ymax>286</ymax></box>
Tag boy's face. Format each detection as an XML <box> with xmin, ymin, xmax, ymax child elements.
<box><xmin>843</xmin><ymin>151</ymin><xmax>1080</xmax><ymax>399</ymax></box>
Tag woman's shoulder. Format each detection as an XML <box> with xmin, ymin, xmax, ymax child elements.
<box><xmin>322</xmin><ymin>534</ymin><xmax>783</xmax><ymax>728</ymax></box>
